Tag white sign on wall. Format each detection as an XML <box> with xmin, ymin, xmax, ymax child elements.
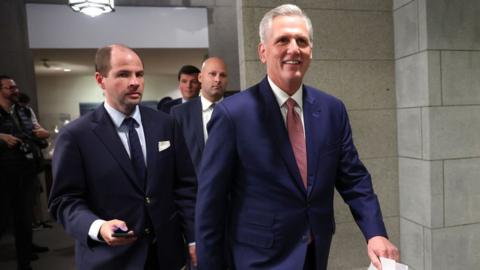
<box><xmin>26</xmin><ymin>4</ymin><xmax>209</xmax><ymax>49</ymax></box>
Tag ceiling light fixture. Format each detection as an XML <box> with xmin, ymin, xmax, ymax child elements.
<box><xmin>69</xmin><ymin>0</ymin><xmax>115</xmax><ymax>18</ymax></box>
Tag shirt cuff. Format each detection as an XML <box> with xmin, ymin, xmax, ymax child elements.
<box><xmin>188</xmin><ymin>242</ymin><xmax>196</xmax><ymax>246</ymax></box>
<box><xmin>88</xmin><ymin>219</ymin><xmax>106</xmax><ymax>242</ymax></box>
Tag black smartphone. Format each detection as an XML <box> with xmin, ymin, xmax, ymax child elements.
<box><xmin>112</xmin><ymin>228</ymin><xmax>132</xmax><ymax>238</ymax></box>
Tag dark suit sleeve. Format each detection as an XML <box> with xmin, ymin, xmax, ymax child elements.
<box><xmin>334</xmin><ymin>102</ymin><xmax>387</xmax><ymax>241</ymax></box>
<box><xmin>160</xmin><ymin>99</ymin><xmax>180</xmax><ymax>114</ymax></box>
<box><xmin>170</xmin><ymin>106</ymin><xmax>181</xmax><ymax>126</ymax></box>
<box><xmin>48</xmin><ymin>128</ymin><xmax>100</xmax><ymax>247</ymax></box>
<box><xmin>195</xmin><ymin>104</ymin><xmax>236</xmax><ymax>269</ymax></box>
<box><xmin>0</xmin><ymin>135</ymin><xmax>7</xmax><ymax>150</ymax></box>
<box><xmin>159</xmin><ymin>103</ymin><xmax>170</xmax><ymax>114</ymax></box>
<box><xmin>172</xmin><ymin>119</ymin><xmax>197</xmax><ymax>243</ymax></box>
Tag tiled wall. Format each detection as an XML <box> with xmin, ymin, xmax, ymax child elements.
<box><xmin>395</xmin><ymin>0</ymin><xmax>480</xmax><ymax>269</ymax></box>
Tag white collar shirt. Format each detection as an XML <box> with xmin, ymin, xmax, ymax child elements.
<box><xmin>267</xmin><ymin>76</ymin><xmax>305</xmax><ymax>132</ymax></box>
<box><xmin>103</xmin><ymin>102</ymin><xmax>147</xmax><ymax>164</ymax></box>
<box><xmin>200</xmin><ymin>94</ymin><xmax>223</xmax><ymax>143</ymax></box>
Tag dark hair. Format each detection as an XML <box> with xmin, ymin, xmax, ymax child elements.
<box><xmin>156</xmin><ymin>96</ymin><xmax>173</xmax><ymax>110</ymax></box>
<box><xmin>94</xmin><ymin>46</ymin><xmax>113</xmax><ymax>76</ymax></box>
<box><xmin>0</xmin><ymin>75</ymin><xmax>13</xmax><ymax>88</ymax></box>
<box><xmin>177</xmin><ymin>65</ymin><xmax>200</xmax><ymax>81</ymax></box>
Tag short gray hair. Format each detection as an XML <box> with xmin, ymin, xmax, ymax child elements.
<box><xmin>258</xmin><ymin>4</ymin><xmax>313</xmax><ymax>45</ymax></box>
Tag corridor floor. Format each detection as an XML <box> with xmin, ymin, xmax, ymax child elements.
<box><xmin>0</xmin><ymin>222</ymin><xmax>75</xmax><ymax>270</ymax></box>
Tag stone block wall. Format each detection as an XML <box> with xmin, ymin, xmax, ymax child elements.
<box><xmin>394</xmin><ymin>0</ymin><xmax>480</xmax><ymax>269</ymax></box>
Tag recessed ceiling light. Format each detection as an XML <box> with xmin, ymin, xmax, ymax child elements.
<box><xmin>64</xmin><ymin>68</ymin><xmax>72</xmax><ymax>72</ymax></box>
<box><xmin>69</xmin><ymin>0</ymin><xmax>115</xmax><ymax>17</ymax></box>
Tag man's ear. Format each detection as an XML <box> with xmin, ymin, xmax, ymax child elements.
<box><xmin>197</xmin><ymin>72</ymin><xmax>204</xmax><ymax>85</ymax></box>
<box><xmin>95</xmin><ymin>72</ymin><xmax>106</xmax><ymax>89</ymax></box>
<box><xmin>258</xmin><ymin>42</ymin><xmax>267</xmax><ymax>64</ymax></box>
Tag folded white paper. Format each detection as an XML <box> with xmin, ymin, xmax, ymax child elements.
<box><xmin>368</xmin><ymin>257</ymin><xmax>408</xmax><ymax>270</ymax></box>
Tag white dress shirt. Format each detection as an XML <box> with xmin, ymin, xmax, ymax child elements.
<box><xmin>200</xmin><ymin>94</ymin><xmax>223</xmax><ymax>143</ymax></box>
<box><xmin>103</xmin><ymin>102</ymin><xmax>147</xmax><ymax>162</ymax></box>
<box><xmin>267</xmin><ymin>76</ymin><xmax>305</xmax><ymax>132</ymax></box>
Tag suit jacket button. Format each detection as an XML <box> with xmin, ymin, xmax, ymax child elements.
<box><xmin>144</xmin><ymin>228</ymin><xmax>151</xmax><ymax>235</ymax></box>
<box><xmin>145</xmin><ymin>197</ymin><xmax>151</xmax><ymax>204</ymax></box>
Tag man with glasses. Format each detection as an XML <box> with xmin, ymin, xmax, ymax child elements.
<box><xmin>0</xmin><ymin>75</ymin><xmax>49</xmax><ymax>270</ymax></box>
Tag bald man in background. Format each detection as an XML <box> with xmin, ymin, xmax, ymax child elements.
<box><xmin>171</xmin><ymin>57</ymin><xmax>228</xmax><ymax>173</ymax></box>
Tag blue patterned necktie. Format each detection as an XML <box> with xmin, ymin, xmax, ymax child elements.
<box><xmin>123</xmin><ymin>117</ymin><xmax>146</xmax><ymax>187</ymax></box>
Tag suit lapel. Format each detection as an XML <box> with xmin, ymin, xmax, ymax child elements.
<box><xmin>192</xmin><ymin>98</ymin><xmax>205</xmax><ymax>154</ymax></box>
<box><xmin>140</xmin><ymin>107</ymin><xmax>159</xmax><ymax>193</ymax></box>
<box><xmin>303</xmin><ymin>87</ymin><xmax>323</xmax><ymax>197</ymax></box>
<box><xmin>259</xmin><ymin>78</ymin><xmax>306</xmax><ymax>195</ymax></box>
<box><xmin>91</xmin><ymin>106</ymin><xmax>143</xmax><ymax>192</ymax></box>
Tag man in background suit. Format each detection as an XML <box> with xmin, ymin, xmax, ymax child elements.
<box><xmin>171</xmin><ymin>57</ymin><xmax>228</xmax><ymax>173</ymax></box>
<box><xmin>195</xmin><ymin>4</ymin><xmax>398</xmax><ymax>270</ymax></box>
<box><xmin>49</xmin><ymin>44</ymin><xmax>197</xmax><ymax>270</ymax></box>
<box><xmin>160</xmin><ymin>65</ymin><xmax>201</xmax><ymax>113</ymax></box>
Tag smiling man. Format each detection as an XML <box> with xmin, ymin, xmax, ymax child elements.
<box><xmin>195</xmin><ymin>4</ymin><xmax>398</xmax><ymax>270</ymax></box>
<box><xmin>49</xmin><ymin>44</ymin><xmax>196</xmax><ymax>270</ymax></box>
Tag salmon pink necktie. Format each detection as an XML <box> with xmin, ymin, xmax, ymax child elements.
<box><xmin>285</xmin><ymin>98</ymin><xmax>307</xmax><ymax>188</ymax></box>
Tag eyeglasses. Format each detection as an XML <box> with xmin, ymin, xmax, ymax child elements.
<box><xmin>0</xmin><ymin>86</ymin><xmax>19</xmax><ymax>91</ymax></box>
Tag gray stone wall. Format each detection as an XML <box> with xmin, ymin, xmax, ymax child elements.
<box><xmin>237</xmin><ymin>1</ymin><xmax>399</xmax><ymax>269</ymax></box>
<box><xmin>395</xmin><ymin>0</ymin><xmax>480</xmax><ymax>269</ymax></box>
<box><xmin>0</xmin><ymin>0</ymin><xmax>38</xmax><ymax>111</ymax></box>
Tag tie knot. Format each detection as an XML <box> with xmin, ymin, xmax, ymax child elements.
<box><xmin>123</xmin><ymin>117</ymin><xmax>137</xmax><ymax>130</ymax></box>
<box><xmin>210</xmin><ymin>102</ymin><xmax>216</xmax><ymax>109</ymax></box>
<box><xmin>286</xmin><ymin>98</ymin><xmax>297</xmax><ymax>110</ymax></box>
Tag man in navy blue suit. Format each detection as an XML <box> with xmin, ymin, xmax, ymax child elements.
<box><xmin>49</xmin><ymin>44</ymin><xmax>197</xmax><ymax>270</ymax></box>
<box><xmin>195</xmin><ymin>4</ymin><xmax>398</xmax><ymax>270</ymax></box>
<box><xmin>171</xmin><ymin>57</ymin><xmax>228</xmax><ymax>173</ymax></box>
<box><xmin>160</xmin><ymin>65</ymin><xmax>201</xmax><ymax>113</ymax></box>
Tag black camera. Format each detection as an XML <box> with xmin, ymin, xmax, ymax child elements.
<box><xmin>18</xmin><ymin>141</ymin><xmax>33</xmax><ymax>154</ymax></box>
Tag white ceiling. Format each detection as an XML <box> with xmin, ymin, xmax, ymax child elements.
<box><xmin>33</xmin><ymin>48</ymin><xmax>208</xmax><ymax>76</ymax></box>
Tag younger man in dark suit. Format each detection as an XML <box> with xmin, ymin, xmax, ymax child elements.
<box><xmin>160</xmin><ymin>65</ymin><xmax>201</xmax><ymax>113</ymax></box>
<box><xmin>49</xmin><ymin>44</ymin><xmax>197</xmax><ymax>270</ymax></box>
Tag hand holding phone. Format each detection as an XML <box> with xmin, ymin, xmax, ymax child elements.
<box><xmin>112</xmin><ymin>228</ymin><xmax>134</xmax><ymax>238</ymax></box>
<box><xmin>100</xmin><ymin>219</ymin><xmax>137</xmax><ymax>246</ymax></box>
